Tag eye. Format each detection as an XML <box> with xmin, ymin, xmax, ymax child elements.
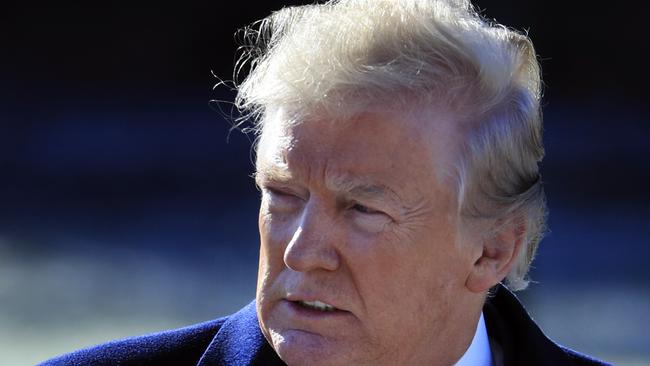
<box><xmin>266</xmin><ymin>187</ymin><xmax>291</xmax><ymax>197</ymax></box>
<box><xmin>348</xmin><ymin>202</ymin><xmax>394</xmax><ymax>232</ymax></box>
<box><xmin>351</xmin><ymin>203</ymin><xmax>381</xmax><ymax>215</ymax></box>
<box><xmin>262</xmin><ymin>186</ymin><xmax>304</xmax><ymax>210</ymax></box>
<box><xmin>264</xmin><ymin>186</ymin><xmax>298</xmax><ymax>200</ymax></box>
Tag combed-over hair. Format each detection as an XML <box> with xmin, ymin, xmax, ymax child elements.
<box><xmin>234</xmin><ymin>0</ymin><xmax>546</xmax><ymax>291</ymax></box>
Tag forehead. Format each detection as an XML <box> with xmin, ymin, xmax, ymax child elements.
<box><xmin>256</xmin><ymin>107</ymin><xmax>462</xmax><ymax>198</ymax></box>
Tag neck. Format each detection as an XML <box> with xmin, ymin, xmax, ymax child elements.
<box><xmin>407</xmin><ymin>295</ymin><xmax>486</xmax><ymax>366</ymax></box>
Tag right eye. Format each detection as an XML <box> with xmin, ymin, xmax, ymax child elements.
<box><xmin>262</xmin><ymin>186</ymin><xmax>303</xmax><ymax>211</ymax></box>
<box><xmin>265</xmin><ymin>186</ymin><xmax>294</xmax><ymax>198</ymax></box>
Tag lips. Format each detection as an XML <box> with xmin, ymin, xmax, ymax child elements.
<box><xmin>285</xmin><ymin>292</ymin><xmax>346</xmax><ymax>313</ymax></box>
<box><xmin>278</xmin><ymin>297</ymin><xmax>356</xmax><ymax>333</ymax></box>
<box><xmin>297</xmin><ymin>300</ymin><xmax>337</xmax><ymax>312</ymax></box>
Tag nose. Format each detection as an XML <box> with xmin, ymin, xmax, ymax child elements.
<box><xmin>283</xmin><ymin>203</ymin><xmax>341</xmax><ymax>272</ymax></box>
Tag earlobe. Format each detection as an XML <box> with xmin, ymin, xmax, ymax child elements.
<box><xmin>465</xmin><ymin>217</ymin><xmax>526</xmax><ymax>293</ymax></box>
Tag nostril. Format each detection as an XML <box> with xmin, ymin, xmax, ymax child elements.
<box><xmin>283</xmin><ymin>240</ymin><xmax>340</xmax><ymax>272</ymax></box>
<box><xmin>283</xmin><ymin>222</ymin><xmax>341</xmax><ymax>272</ymax></box>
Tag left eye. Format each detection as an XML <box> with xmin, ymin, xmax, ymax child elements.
<box><xmin>352</xmin><ymin>204</ymin><xmax>380</xmax><ymax>215</ymax></box>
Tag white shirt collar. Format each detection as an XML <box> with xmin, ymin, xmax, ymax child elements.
<box><xmin>454</xmin><ymin>312</ymin><xmax>493</xmax><ymax>366</ymax></box>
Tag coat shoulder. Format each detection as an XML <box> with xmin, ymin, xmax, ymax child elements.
<box><xmin>485</xmin><ymin>285</ymin><xmax>614</xmax><ymax>366</ymax></box>
<box><xmin>39</xmin><ymin>317</ymin><xmax>227</xmax><ymax>366</ymax></box>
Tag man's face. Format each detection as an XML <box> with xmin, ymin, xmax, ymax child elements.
<box><xmin>255</xmin><ymin>107</ymin><xmax>482</xmax><ymax>365</ymax></box>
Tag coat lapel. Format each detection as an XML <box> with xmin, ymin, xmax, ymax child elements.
<box><xmin>196</xmin><ymin>301</ymin><xmax>285</xmax><ymax>366</ymax></box>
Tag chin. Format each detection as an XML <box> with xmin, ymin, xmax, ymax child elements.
<box><xmin>271</xmin><ymin>329</ymin><xmax>358</xmax><ymax>366</ymax></box>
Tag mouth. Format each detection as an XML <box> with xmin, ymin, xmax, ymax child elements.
<box><xmin>281</xmin><ymin>298</ymin><xmax>355</xmax><ymax>330</ymax></box>
<box><xmin>296</xmin><ymin>300</ymin><xmax>338</xmax><ymax>312</ymax></box>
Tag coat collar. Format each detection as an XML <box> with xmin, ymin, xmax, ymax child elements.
<box><xmin>484</xmin><ymin>284</ymin><xmax>610</xmax><ymax>366</ymax></box>
<box><xmin>197</xmin><ymin>301</ymin><xmax>284</xmax><ymax>366</ymax></box>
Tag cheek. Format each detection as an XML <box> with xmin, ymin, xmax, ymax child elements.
<box><xmin>353</xmin><ymin>254</ymin><xmax>460</xmax><ymax>359</ymax></box>
<box><xmin>259</xmin><ymin>201</ymin><xmax>298</xmax><ymax>246</ymax></box>
<box><xmin>349</xmin><ymin>225</ymin><xmax>462</xmax><ymax>320</ymax></box>
<box><xmin>257</xmin><ymin>209</ymin><xmax>291</xmax><ymax>303</ymax></box>
<box><xmin>258</xmin><ymin>216</ymin><xmax>288</xmax><ymax>265</ymax></box>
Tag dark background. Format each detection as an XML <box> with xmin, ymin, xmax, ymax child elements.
<box><xmin>1</xmin><ymin>1</ymin><xmax>648</xmax><ymax>364</ymax></box>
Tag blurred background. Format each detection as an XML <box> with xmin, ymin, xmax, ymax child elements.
<box><xmin>1</xmin><ymin>1</ymin><xmax>648</xmax><ymax>365</ymax></box>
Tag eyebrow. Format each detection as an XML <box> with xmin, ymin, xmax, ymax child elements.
<box><xmin>254</xmin><ymin>164</ymin><xmax>293</xmax><ymax>187</ymax></box>
<box><xmin>255</xmin><ymin>164</ymin><xmax>406</xmax><ymax>211</ymax></box>
<box><xmin>335</xmin><ymin>180</ymin><xmax>393</xmax><ymax>201</ymax></box>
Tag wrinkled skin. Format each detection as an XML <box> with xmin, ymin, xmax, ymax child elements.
<box><xmin>254</xmin><ymin>107</ymin><xmax>486</xmax><ymax>366</ymax></box>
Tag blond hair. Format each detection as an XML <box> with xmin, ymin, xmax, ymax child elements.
<box><xmin>235</xmin><ymin>0</ymin><xmax>545</xmax><ymax>291</ymax></box>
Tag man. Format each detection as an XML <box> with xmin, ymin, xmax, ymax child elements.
<box><xmin>42</xmin><ymin>0</ymin><xmax>610</xmax><ymax>365</ymax></box>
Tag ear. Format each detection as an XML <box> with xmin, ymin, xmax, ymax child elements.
<box><xmin>465</xmin><ymin>216</ymin><xmax>526</xmax><ymax>293</ymax></box>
